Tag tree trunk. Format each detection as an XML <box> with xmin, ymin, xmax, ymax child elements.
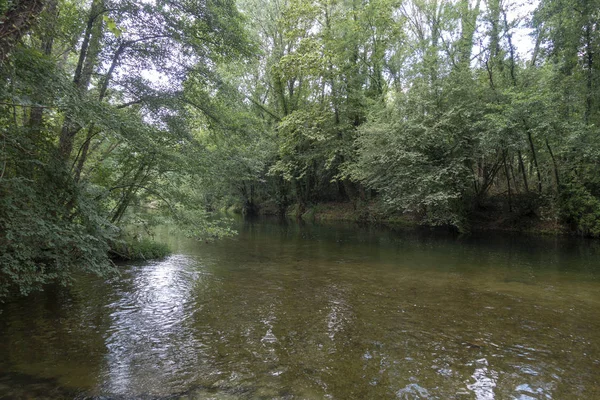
<box><xmin>517</xmin><ymin>150</ymin><xmax>529</xmax><ymax>192</ymax></box>
<box><xmin>527</xmin><ymin>130</ymin><xmax>542</xmax><ymax>193</ymax></box>
<box><xmin>0</xmin><ymin>0</ymin><xmax>47</xmax><ymax>65</ymax></box>
<box><xmin>73</xmin><ymin>124</ymin><xmax>96</xmax><ymax>183</ymax></box>
<box><xmin>503</xmin><ymin>152</ymin><xmax>512</xmax><ymax>212</ymax></box>
<box><xmin>111</xmin><ymin>163</ymin><xmax>147</xmax><ymax>224</ymax></box>
<box><xmin>28</xmin><ymin>0</ymin><xmax>57</xmax><ymax>139</ymax></box>
<box><xmin>509</xmin><ymin>157</ymin><xmax>519</xmax><ymax>194</ymax></box>
<box><xmin>502</xmin><ymin>10</ymin><xmax>517</xmax><ymax>85</ymax></box>
<box><xmin>584</xmin><ymin>22</ymin><xmax>593</xmax><ymax>124</ymax></box>
<box><xmin>72</xmin><ymin>41</ymin><xmax>126</xmax><ymax>182</ymax></box>
<box><xmin>457</xmin><ymin>0</ymin><xmax>480</xmax><ymax>68</ymax></box>
<box><xmin>57</xmin><ymin>0</ymin><xmax>104</xmax><ymax>161</ymax></box>
<box><xmin>546</xmin><ymin>138</ymin><xmax>560</xmax><ymax>190</ymax></box>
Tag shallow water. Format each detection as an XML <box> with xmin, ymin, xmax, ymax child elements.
<box><xmin>1</xmin><ymin>218</ymin><xmax>599</xmax><ymax>399</ymax></box>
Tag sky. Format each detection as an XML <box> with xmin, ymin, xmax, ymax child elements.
<box><xmin>506</xmin><ymin>0</ymin><xmax>541</xmax><ymax>59</ymax></box>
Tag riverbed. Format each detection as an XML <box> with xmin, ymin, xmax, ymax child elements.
<box><xmin>1</xmin><ymin>218</ymin><xmax>599</xmax><ymax>399</ymax></box>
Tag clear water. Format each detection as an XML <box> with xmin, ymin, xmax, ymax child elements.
<box><xmin>1</xmin><ymin>218</ymin><xmax>599</xmax><ymax>399</ymax></box>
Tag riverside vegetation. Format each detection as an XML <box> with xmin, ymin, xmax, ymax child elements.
<box><xmin>1</xmin><ymin>0</ymin><xmax>600</xmax><ymax>298</ymax></box>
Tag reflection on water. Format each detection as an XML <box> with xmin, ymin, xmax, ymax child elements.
<box><xmin>103</xmin><ymin>255</ymin><xmax>200</xmax><ymax>395</ymax></box>
<box><xmin>467</xmin><ymin>358</ymin><xmax>497</xmax><ymax>400</ymax></box>
<box><xmin>1</xmin><ymin>218</ymin><xmax>600</xmax><ymax>399</ymax></box>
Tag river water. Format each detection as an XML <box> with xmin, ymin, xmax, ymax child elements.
<box><xmin>1</xmin><ymin>218</ymin><xmax>599</xmax><ymax>399</ymax></box>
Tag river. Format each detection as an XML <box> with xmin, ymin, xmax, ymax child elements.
<box><xmin>1</xmin><ymin>218</ymin><xmax>599</xmax><ymax>399</ymax></box>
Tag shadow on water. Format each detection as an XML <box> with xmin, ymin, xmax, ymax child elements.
<box><xmin>0</xmin><ymin>370</ymin><xmax>259</xmax><ymax>400</ymax></box>
<box><xmin>1</xmin><ymin>217</ymin><xmax>600</xmax><ymax>398</ymax></box>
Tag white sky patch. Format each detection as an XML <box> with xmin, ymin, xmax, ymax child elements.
<box><xmin>140</xmin><ymin>68</ymin><xmax>170</xmax><ymax>85</ymax></box>
<box><xmin>508</xmin><ymin>0</ymin><xmax>540</xmax><ymax>59</ymax></box>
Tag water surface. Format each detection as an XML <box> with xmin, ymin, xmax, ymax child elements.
<box><xmin>1</xmin><ymin>218</ymin><xmax>599</xmax><ymax>399</ymax></box>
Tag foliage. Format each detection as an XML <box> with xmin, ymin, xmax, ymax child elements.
<box><xmin>560</xmin><ymin>179</ymin><xmax>600</xmax><ymax>237</ymax></box>
<box><xmin>0</xmin><ymin>0</ymin><xmax>250</xmax><ymax>299</ymax></box>
<box><xmin>350</xmin><ymin>73</ymin><xmax>482</xmax><ymax>229</ymax></box>
<box><xmin>184</xmin><ymin>0</ymin><xmax>600</xmax><ymax>238</ymax></box>
<box><xmin>109</xmin><ymin>237</ymin><xmax>171</xmax><ymax>261</ymax></box>
<box><xmin>3</xmin><ymin>0</ymin><xmax>600</xmax><ymax>299</ymax></box>
<box><xmin>0</xmin><ymin>169</ymin><xmax>118</xmax><ymax>298</ymax></box>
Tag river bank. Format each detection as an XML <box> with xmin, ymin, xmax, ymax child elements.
<box><xmin>248</xmin><ymin>199</ymin><xmax>573</xmax><ymax>237</ymax></box>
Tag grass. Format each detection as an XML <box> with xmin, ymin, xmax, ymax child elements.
<box><xmin>109</xmin><ymin>237</ymin><xmax>171</xmax><ymax>261</ymax></box>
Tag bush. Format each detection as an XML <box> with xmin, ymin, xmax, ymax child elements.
<box><xmin>0</xmin><ymin>173</ymin><xmax>118</xmax><ymax>299</ymax></box>
<box><xmin>559</xmin><ymin>180</ymin><xmax>600</xmax><ymax>237</ymax></box>
<box><xmin>109</xmin><ymin>237</ymin><xmax>171</xmax><ymax>261</ymax></box>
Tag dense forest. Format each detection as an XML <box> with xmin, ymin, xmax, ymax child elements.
<box><xmin>1</xmin><ymin>0</ymin><xmax>599</xmax><ymax>297</ymax></box>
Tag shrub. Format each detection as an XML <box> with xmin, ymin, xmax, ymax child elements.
<box><xmin>109</xmin><ymin>237</ymin><xmax>171</xmax><ymax>261</ymax></box>
<box><xmin>559</xmin><ymin>180</ymin><xmax>600</xmax><ymax>237</ymax></box>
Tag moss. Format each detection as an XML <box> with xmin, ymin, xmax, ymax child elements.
<box><xmin>109</xmin><ymin>238</ymin><xmax>171</xmax><ymax>261</ymax></box>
